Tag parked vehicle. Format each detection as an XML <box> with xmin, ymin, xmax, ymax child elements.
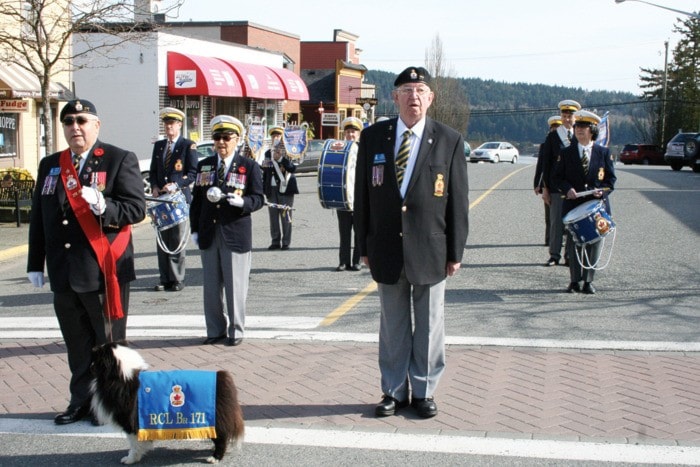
<box><xmin>683</xmin><ymin>133</ymin><xmax>700</xmax><ymax>173</ymax></box>
<box><xmin>619</xmin><ymin>144</ymin><xmax>665</xmax><ymax>165</ymax></box>
<box><xmin>470</xmin><ymin>141</ymin><xmax>519</xmax><ymax>163</ymax></box>
<box><xmin>464</xmin><ymin>141</ymin><xmax>472</xmax><ymax>160</ymax></box>
<box><xmin>294</xmin><ymin>139</ymin><xmax>324</xmax><ymax>173</ymax></box>
<box><xmin>664</xmin><ymin>132</ymin><xmax>698</xmax><ymax>171</ymax></box>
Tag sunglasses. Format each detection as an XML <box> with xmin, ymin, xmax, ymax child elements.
<box><xmin>213</xmin><ymin>133</ymin><xmax>237</xmax><ymax>142</ymax></box>
<box><xmin>62</xmin><ymin>115</ymin><xmax>95</xmax><ymax>126</ymax></box>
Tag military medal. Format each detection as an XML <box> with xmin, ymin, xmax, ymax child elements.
<box><xmin>372</xmin><ymin>165</ymin><xmax>384</xmax><ymax>186</ymax></box>
<box><xmin>598</xmin><ymin>167</ymin><xmax>605</xmax><ymax>181</ymax></box>
<box><xmin>434</xmin><ymin>174</ymin><xmax>445</xmax><ymax>197</ymax></box>
<box><xmin>175</xmin><ymin>159</ymin><xmax>183</xmax><ymax>171</ymax></box>
<box><xmin>66</xmin><ymin>174</ymin><xmax>78</xmax><ymax>191</ymax></box>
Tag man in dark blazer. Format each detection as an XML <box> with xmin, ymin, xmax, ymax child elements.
<box><xmin>149</xmin><ymin>107</ymin><xmax>198</xmax><ymax>291</ymax></box>
<box><xmin>354</xmin><ymin>67</ymin><xmax>469</xmax><ymax>419</ymax></box>
<box><xmin>27</xmin><ymin>99</ymin><xmax>145</xmax><ymax>425</ymax></box>
<box><xmin>262</xmin><ymin>125</ymin><xmax>298</xmax><ymax>250</ymax></box>
<box><xmin>552</xmin><ymin>110</ymin><xmax>616</xmax><ymax>295</ymax></box>
<box><xmin>533</xmin><ymin>115</ymin><xmax>562</xmax><ymax>246</ymax></box>
<box><xmin>538</xmin><ymin>99</ymin><xmax>581</xmax><ymax>266</ymax></box>
<box><xmin>190</xmin><ymin>115</ymin><xmax>264</xmax><ymax>347</ymax></box>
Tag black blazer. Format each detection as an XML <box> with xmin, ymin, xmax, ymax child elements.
<box><xmin>27</xmin><ymin>140</ymin><xmax>146</xmax><ymax>292</ymax></box>
<box><xmin>354</xmin><ymin>117</ymin><xmax>470</xmax><ymax>285</ymax></box>
<box><xmin>551</xmin><ymin>143</ymin><xmax>616</xmax><ymax>216</ymax></box>
<box><xmin>535</xmin><ymin>128</ymin><xmax>575</xmax><ymax>190</ymax></box>
<box><xmin>261</xmin><ymin>149</ymin><xmax>299</xmax><ymax>197</ymax></box>
<box><xmin>149</xmin><ymin>136</ymin><xmax>199</xmax><ymax>202</ymax></box>
<box><xmin>190</xmin><ymin>151</ymin><xmax>264</xmax><ymax>253</ymax></box>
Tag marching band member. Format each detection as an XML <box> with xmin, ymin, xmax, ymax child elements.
<box><xmin>149</xmin><ymin>107</ymin><xmax>198</xmax><ymax>292</ymax></box>
<box><xmin>190</xmin><ymin>115</ymin><xmax>264</xmax><ymax>346</ymax></box>
<box><xmin>335</xmin><ymin>116</ymin><xmax>363</xmax><ymax>271</ymax></box>
<box><xmin>262</xmin><ymin>125</ymin><xmax>298</xmax><ymax>251</ymax></box>
<box><xmin>533</xmin><ymin>115</ymin><xmax>562</xmax><ymax>246</ymax></box>
<box><xmin>552</xmin><ymin>110</ymin><xmax>616</xmax><ymax>294</ymax></box>
<box><xmin>27</xmin><ymin>99</ymin><xmax>145</xmax><ymax>424</ymax></box>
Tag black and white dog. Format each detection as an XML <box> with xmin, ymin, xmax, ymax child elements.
<box><xmin>90</xmin><ymin>341</ymin><xmax>244</xmax><ymax>464</ymax></box>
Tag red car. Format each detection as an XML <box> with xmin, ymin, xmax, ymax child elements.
<box><xmin>619</xmin><ymin>144</ymin><xmax>665</xmax><ymax>165</ymax></box>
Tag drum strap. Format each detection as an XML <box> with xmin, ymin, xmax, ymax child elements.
<box><xmin>59</xmin><ymin>149</ymin><xmax>131</xmax><ymax>319</ymax></box>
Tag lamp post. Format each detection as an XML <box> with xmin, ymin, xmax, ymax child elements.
<box><xmin>317</xmin><ymin>101</ymin><xmax>324</xmax><ymax>140</ymax></box>
<box><xmin>614</xmin><ymin>0</ymin><xmax>700</xmax><ymax>19</ymax></box>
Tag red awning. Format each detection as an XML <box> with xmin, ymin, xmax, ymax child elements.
<box><xmin>266</xmin><ymin>66</ymin><xmax>309</xmax><ymax>101</ymax></box>
<box><xmin>167</xmin><ymin>52</ymin><xmax>243</xmax><ymax>97</ymax></box>
<box><xmin>219</xmin><ymin>59</ymin><xmax>285</xmax><ymax>100</ymax></box>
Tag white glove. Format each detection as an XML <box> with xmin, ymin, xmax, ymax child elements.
<box><xmin>81</xmin><ymin>187</ymin><xmax>106</xmax><ymax>215</ymax></box>
<box><xmin>227</xmin><ymin>194</ymin><xmax>244</xmax><ymax>207</ymax></box>
<box><xmin>28</xmin><ymin>271</ymin><xmax>45</xmax><ymax>288</ymax></box>
<box><xmin>191</xmin><ymin>232</ymin><xmax>199</xmax><ymax>247</ymax></box>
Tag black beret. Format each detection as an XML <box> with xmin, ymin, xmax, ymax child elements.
<box><xmin>394</xmin><ymin>67</ymin><xmax>431</xmax><ymax>87</ymax></box>
<box><xmin>60</xmin><ymin>99</ymin><xmax>98</xmax><ymax>121</ymax></box>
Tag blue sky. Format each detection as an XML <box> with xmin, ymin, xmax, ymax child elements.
<box><xmin>164</xmin><ymin>0</ymin><xmax>696</xmax><ymax>95</ymax></box>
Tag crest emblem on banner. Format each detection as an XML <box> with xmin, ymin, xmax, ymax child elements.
<box><xmin>246</xmin><ymin>117</ymin><xmax>265</xmax><ymax>160</ymax></box>
<box><xmin>282</xmin><ymin>122</ymin><xmax>309</xmax><ymax>162</ymax></box>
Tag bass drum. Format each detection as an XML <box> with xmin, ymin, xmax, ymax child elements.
<box><xmin>317</xmin><ymin>139</ymin><xmax>357</xmax><ymax>211</ymax></box>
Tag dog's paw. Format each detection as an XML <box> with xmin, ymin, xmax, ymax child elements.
<box><xmin>205</xmin><ymin>456</ymin><xmax>220</xmax><ymax>464</ymax></box>
<box><xmin>121</xmin><ymin>454</ymin><xmax>140</xmax><ymax>464</ymax></box>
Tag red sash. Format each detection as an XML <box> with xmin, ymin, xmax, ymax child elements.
<box><xmin>59</xmin><ymin>149</ymin><xmax>130</xmax><ymax>319</ymax></box>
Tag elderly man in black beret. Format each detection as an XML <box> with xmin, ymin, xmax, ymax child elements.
<box><xmin>354</xmin><ymin>67</ymin><xmax>469</xmax><ymax>419</ymax></box>
<box><xmin>27</xmin><ymin>98</ymin><xmax>145</xmax><ymax>425</ymax></box>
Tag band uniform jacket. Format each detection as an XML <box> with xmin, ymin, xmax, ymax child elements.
<box><xmin>27</xmin><ymin>140</ymin><xmax>146</xmax><ymax>292</ymax></box>
<box><xmin>149</xmin><ymin>136</ymin><xmax>199</xmax><ymax>203</ymax></box>
<box><xmin>535</xmin><ymin>127</ymin><xmax>575</xmax><ymax>190</ymax></box>
<box><xmin>262</xmin><ymin>150</ymin><xmax>299</xmax><ymax>197</ymax></box>
<box><xmin>551</xmin><ymin>143</ymin><xmax>616</xmax><ymax>217</ymax></box>
<box><xmin>354</xmin><ymin>117</ymin><xmax>469</xmax><ymax>286</ymax></box>
<box><xmin>189</xmin><ymin>151</ymin><xmax>264</xmax><ymax>252</ymax></box>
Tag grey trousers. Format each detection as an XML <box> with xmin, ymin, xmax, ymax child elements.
<box><xmin>566</xmin><ymin>232</ymin><xmax>602</xmax><ymax>283</ymax></box>
<box><xmin>548</xmin><ymin>196</ymin><xmax>565</xmax><ymax>260</ymax></box>
<box><xmin>377</xmin><ymin>271</ymin><xmax>446</xmax><ymax>401</ymax></box>
<box><xmin>201</xmin><ymin>227</ymin><xmax>251</xmax><ymax>339</ymax></box>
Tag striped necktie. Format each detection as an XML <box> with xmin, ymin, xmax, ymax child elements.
<box><xmin>395</xmin><ymin>129</ymin><xmax>412</xmax><ymax>185</ymax></box>
<box><xmin>581</xmin><ymin>148</ymin><xmax>589</xmax><ymax>174</ymax></box>
<box><xmin>72</xmin><ymin>154</ymin><xmax>82</xmax><ymax>173</ymax></box>
<box><xmin>164</xmin><ymin>140</ymin><xmax>173</xmax><ymax>169</ymax></box>
<box><xmin>218</xmin><ymin>160</ymin><xmax>226</xmax><ymax>186</ymax></box>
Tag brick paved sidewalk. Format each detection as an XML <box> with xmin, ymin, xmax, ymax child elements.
<box><xmin>2</xmin><ymin>338</ymin><xmax>700</xmax><ymax>446</ymax></box>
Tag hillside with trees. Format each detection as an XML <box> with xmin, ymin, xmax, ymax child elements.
<box><xmin>365</xmin><ymin>69</ymin><xmax>649</xmax><ymax>154</ymax></box>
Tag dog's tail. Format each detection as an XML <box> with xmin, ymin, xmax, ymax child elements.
<box><xmin>216</xmin><ymin>370</ymin><xmax>245</xmax><ymax>449</ymax></box>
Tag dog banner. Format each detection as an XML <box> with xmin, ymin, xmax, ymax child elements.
<box><xmin>137</xmin><ymin>370</ymin><xmax>217</xmax><ymax>441</ymax></box>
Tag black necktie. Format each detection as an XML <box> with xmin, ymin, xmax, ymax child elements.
<box><xmin>567</xmin><ymin>130</ymin><xmax>572</xmax><ymax>142</ymax></box>
<box><xmin>395</xmin><ymin>129</ymin><xmax>412</xmax><ymax>185</ymax></box>
<box><xmin>581</xmin><ymin>148</ymin><xmax>589</xmax><ymax>174</ymax></box>
<box><xmin>164</xmin><ymin>140</ymin><xmax>173</xmax><ymax>169</ymax></box>
<box><xmin>72</xmin><ymin>154</ymin><xmax>82</xmax><ymax>173</ymax></box>
<box><xmin>218</xmin><ymin>160</ymin><xmax>226</xmax><ymax>186</ymax></box>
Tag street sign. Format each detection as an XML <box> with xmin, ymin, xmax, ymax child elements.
<box><xmin>321</xmin><ymin>112</ymin><xmax>340</xmax><ymax>126</ymax></box>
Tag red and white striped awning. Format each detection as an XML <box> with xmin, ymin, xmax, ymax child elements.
<box><xmin>0</xmin><ymin>63</ymin><xmax>72</xmax><ymax>100</ymax></box>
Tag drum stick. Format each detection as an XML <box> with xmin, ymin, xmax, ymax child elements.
<box><xmin>145</xmin><ymin>196</ymin><xmax>178</xmax><ymax>204</ymax></box>
<box><xmin>560</xmin><ymin>187</ymin><xmax>610</xmax><ymax>199</ymax></box>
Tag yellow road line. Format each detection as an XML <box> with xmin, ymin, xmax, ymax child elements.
<box><xmin>0</xmin><ymin>244</ymin><xmax>27</xmax><ymax>262</ymax></box>
<box><xmin>321</xmin><ymin>164</ymin><xmax>533</xmax><ymax>325</ymax></box>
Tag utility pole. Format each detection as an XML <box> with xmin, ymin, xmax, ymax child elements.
<box><xmin>661</xmin><ymin>40</ymin><xmax>668</xmax><ymax>149</ymax></box>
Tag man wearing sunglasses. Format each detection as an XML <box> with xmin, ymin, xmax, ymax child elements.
<box><xmin>27</xmin><ymin>98</ymin><xmax>145</xmax><ymax>425</ymax></box>
<box><xmin>149</xmin><ymin>107</ymin><xmax>198</xmax><ymax>292</ymax></box>
<box><xmin>189</xmin><ymin>115</ymin><xmax>264</xmax><ymax>347</ymax></box>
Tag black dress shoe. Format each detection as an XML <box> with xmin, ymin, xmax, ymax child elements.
<box><xmin>225</xmin><ymin>337</ymin><xmax>243</xmax><ymax>347</ymax></box>
<box><xmin>281</xmin><ymin>245</ymin><xmax>290</xmax><ymax>250</ymax></box>
<box><xmin>335</xmin><ymin>264</ymin><xmax>347</xmax><ymax>272</ymax></box>
<box><xmin>168</xmin><ymin>282</ymin><xmax>184</xmax><ymax>292</ymax></box>
<box><xmin>582</xmin><ymin>282</ymin><xmax>596</xmax><ymax>294</ymax></box>
<box><xmin>412</xmin><ymin>397</ymin><xmax>438</xmax><ymax>418</ymax></box>
<box><xmin>55</xmin><ymin>405</ymin><xmax>90</xmax><ymax>425</ymax></box>
<box><xmin>349</xmin><ymin>264</ymin><xmax>362</xmax><ymax>271</ymax></box>
<box><xmin>203</xmin><ymin>335</ymin><xmax>226</xmax><ymax>345</ymax></box>
<box><xmin>153</xmin><ymin>283</ymin><xmax>166</xmax><ymax>291</ymax></box>
<box><xmin>567</xmin><ymin>282</ymin><xmax>581</xmax><ymax>293</ymax></box>
<box><xmin>544</xmin><ymin>257</ymin><xmax>559</xmax><ymax>267</ymax></box>
<box><xmin>268</xmin><ymin>244</ymin><xmax>281</xmax><ymax>250</ymax></box>
<box><xmin>375</xmin><ymin>395</ymin><xmax>409</xmax><ymax>417</ymax></box>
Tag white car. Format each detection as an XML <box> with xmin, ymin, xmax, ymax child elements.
<box><xmin>470</xmin><ymin>141</ymin><xmax>519</xmax><ymax>164</ymax></box>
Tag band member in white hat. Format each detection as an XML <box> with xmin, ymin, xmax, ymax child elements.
<box><xmin>149</xmin><ymin>107</ymin><xmax>198</xmax><ymax>292</ymax></box>
<box><xmin>335</xmin><ymin>116</ymin><xmax>363</xmax><ymax>271</ymax></box>
<box><xmin>533</xmin><ymin>115</ymin><xmax>563</xmax><ymax>246</ymax></box>
<box><xmin>552</xmin><ymin>110</ymin><xmax>616</xmax><ymax>294</ymax></box>
<box><xmin>262</xmin><ymin>125</ymin><xmax>298</xmax><ymax>250</ymax></box>
<box><xmin>190</xmin><ymin>115</ymin><xmax>264</xmax><ymax>346</ymax></box>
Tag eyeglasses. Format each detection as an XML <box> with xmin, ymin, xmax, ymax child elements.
<box><xmin>62</xmin><ymin>115</ymin><xmax>96</xmax><ymax>126</ymax></box>
<box><xmin>213</xmin><ymin>133</ymin><xmax>238</xmax><ymax>142</ymax></box>
<box><xmin>397</xmin><ymin>86</ymin><xmax>431</xmax><ymax>96</ymax></box>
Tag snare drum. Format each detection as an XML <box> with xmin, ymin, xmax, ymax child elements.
<box><xmin>563</xmin><ymin>200</ymin><xmax>615</xmax><ymax>245</ymax></box>
<box><xmin>147</xmin><ymin>191</ymin><xmax>189</xmax><ymax>231</ymax></box>
<box><xmin>318</xmin><ymin>139</ymin><xmax>357</xmax><ymax>211</ymax></box>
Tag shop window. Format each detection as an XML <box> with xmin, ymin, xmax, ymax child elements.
<box><xmin>0</xmin><ymin>113</ymin><xmax>19</xmax><ymax>159</ymax></box>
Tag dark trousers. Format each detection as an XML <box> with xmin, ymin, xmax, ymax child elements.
<box><xmin>53</xmin><ymin>284</ymin><xmax>129</xmax><ymax>410</ymax></box>
<box><xmin>156</xmin><ymin>220</ymin><xmax>187</xmax><ymax>284</ymax></box>
<box><xmin>337</xmin><ymin>209</ymin><xmax>360</xmax><ymax>267</ymax></box>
